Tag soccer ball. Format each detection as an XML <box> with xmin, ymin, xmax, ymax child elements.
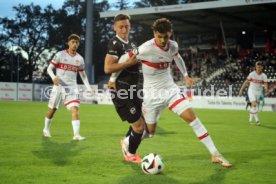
<box><xmin>141</xmin><ymin>153</ymin><xmax>164</xmax><ymax>175</ymax></box>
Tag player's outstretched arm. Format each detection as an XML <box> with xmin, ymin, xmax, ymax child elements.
<box><xmin>239</xmin><ymin>80</ymin><xmax>249</xmax><ymax>96</ymax></box>
<box><xmin>173</xmin><ymin>53</ymin><xmax>188</xmax><ymax>77</ymax></box>
<box><xmin>109</xmin><ymin>53</ymin><xmax>138</xmax><ymax>82</ymax></box>
<box><xmin>104</xmin><ymin>53</ymin><xmax>138</xmax><ymax>74</ymax></box>
<box><xmin>264</xmin><ymin>82</ymin><xmax>269</xmax><ymax>96</ymax></box>
<box><xmin>174</xmin><ymin>53</ymin><xmax>194</xmax><ymax>87</ymax></box>
<box><xmin>79</xmin><ymin>71</ymin><xmax>92</xmax><ymax>92</ymax></box>
<box><xmin>47</xmin><ymin>64</ymin><xmax>59</xmax><ymax>85</ymax></box>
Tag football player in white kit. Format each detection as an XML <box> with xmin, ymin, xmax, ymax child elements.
<box><xmin>113</xmin><ymin>18</ymin><xmax>232</xmax><ymax>167</ymax></box>
<box><xmin>43</xmin><ymin>34</ymin><xmax>93</xmax><ymax>140</ymax></box>
<box><xmin>239</xmin><ymin>61</ymin><xmax>268</xmax><ymax>125</ymax></box>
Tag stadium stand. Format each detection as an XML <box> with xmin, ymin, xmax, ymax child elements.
<box><xmin>192</xmin><ymin>51</ymin><xmax>276</xmax><ymax>97</ymax></box>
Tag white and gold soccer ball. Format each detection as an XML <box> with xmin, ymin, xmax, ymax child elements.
<box><xmin>141</xmin><ymin>153</ymin><xmax>164</xmax><ymax>175</ymax></box>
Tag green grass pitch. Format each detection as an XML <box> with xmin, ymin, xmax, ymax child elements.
<box><xmin>0</xmin><ymin>101</ymin><xmax>276</xmax><ymax>184</ymax></box>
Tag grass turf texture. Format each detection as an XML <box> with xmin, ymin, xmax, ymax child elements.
<box><xmin>0</xmin><ymin>101</ymin><xmax>275</xmax><ymax>184</ymax></box>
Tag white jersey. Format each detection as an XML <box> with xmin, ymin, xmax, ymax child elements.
<box><xmin>50</xmin><ymin>49</ymin><xmax>85</xmax><ymax>87</ymax></box>
<box><xmin>135</xmin><ymin>38</ymin><xmax>179</xmax><ymax>89</ymax></box>
<box><xmin>247</xmin><ymin>71</ymin><xmax>267</xmax><ymax>92</ymax></box>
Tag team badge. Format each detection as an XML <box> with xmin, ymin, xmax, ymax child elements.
<box><xmin>130</xmin><ymin>107</ymin><xmax>136</xmax><ymax>114</ymax></box>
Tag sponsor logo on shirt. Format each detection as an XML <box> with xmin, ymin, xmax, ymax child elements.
<box><xmin>142</xmin><ymin>61</ymin><xmax>171</xmax><ymax>69</ymax></box>
<box><xmin>57</xmin><ymin>63</ymin><xmax>79</xmax><ymax>72</ymax></box>
<box><xmin>249</xmin><ymin>79</ymin><xmax>265</xmax><ymax>84</ymax></box>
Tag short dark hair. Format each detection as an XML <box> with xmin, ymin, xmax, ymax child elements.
<box><xmin>152</xmin><ymin>18</ymin><xmax>173</xmax><ymax>33</ymax></box>
<box><xmin>68</xmin><ymin>34</ymin><xmax>80</xmax><ymax>42</ymax></box>
<box><xmin>114</xmin><ymin>13</ymin><xmax>131</xmax><ymax>22</ymax></box>
<box><xmin>256</xmin><ymin>61</ymin><xmax>263</xmax><ymax>66</ymax></box>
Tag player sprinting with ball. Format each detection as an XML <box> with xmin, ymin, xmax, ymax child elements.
<box><xmin>113</xmin><ymin>18</ymin><xmax>232</xmax><ymax>168</ymax></box>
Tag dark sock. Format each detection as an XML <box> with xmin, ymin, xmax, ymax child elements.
<box><xmin>128</xmin><ymin>130</ymin><xmax>143</xmax><ymax>154</ymax></box>
<box><xmin>125</xmin><ymin>126</ymin><xmax>132</xmax><ymax>137</ymax></box>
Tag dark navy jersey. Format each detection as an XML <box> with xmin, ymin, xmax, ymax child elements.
<box><xmin>107</xmin><ymin>36</ymin><xmax>140</xmax><ymax>87</ymax></box>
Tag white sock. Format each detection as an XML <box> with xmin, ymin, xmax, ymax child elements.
<box><xmin>123</xmin><ymin>136</ymin><xmax>133</xmax><ymax>156</ymax></box>
<box><xmin>249</xmin><ymin>107</ymin><xmax>255</xmax><ymax>122</ymax></box>
<box><xmin>190</xmin><ymin>118</ymin><xmax>219</xmax><ymax>155</ymax></box>
<box><xmin>44</xmin><ymin>117</ymin><xmax>52</xmax><ymax>130</ymax></box>
<box><xmin>72</xmin><ymin>120</ymin><xmax>80</xmax><ymax>136</ymax></box>
<box><xmin>123</xmin><ymin>136</ymin><xmax>129</xmax><ymax>145</ymax></box>
<box><xmin>249</xmin><ymin>113</ymin><xmax>254</xmax><ymax>122</ymax></box>
<box><xmin>252</xmin><ymin>107</ymin><xmax>259</xmax><ymax>122</ymax></box>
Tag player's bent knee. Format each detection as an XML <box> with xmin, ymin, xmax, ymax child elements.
<box><xmin>46</xmin><ymin>108</ymin><xmax>57</xmax><ymax>119</ymax></box>
<box><xmin>131</xmin><ymin>122</ymin><xmax>144</xmax><ymax>133</ymax></box>
<box><xmin>251</xmin><ymin>101</ymin><xmax>257</xmax><ymax>107</ymax></box>
<box><xmin>180</xmin><ymin>108</ymin><xmax>196</xmax><ymax>123</ymax></box>
<box><xmin>70</xmin><ymin>106</ymin><xmax>79</xmax><ymax>114</ymax></box>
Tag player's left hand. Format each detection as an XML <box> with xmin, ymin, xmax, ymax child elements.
<box><xmin>183</xmin><ymin>76</ymin><xmax>194</xmax><ymax>87</ymax></box>
<box><xmin>108</xmin><ymin>81</ymin><xmax>116</xmax><ymax>90</ymax></box>
<box><xmin>88</xmin><ymin>89</ymin><xmax>95</xmax><ymax>95</ymax></box>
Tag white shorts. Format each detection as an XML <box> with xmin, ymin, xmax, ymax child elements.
<box><xmin>248</xmin><ymin>89</ymin><xmax>261</xmax><ymax>103</ymax></box>
<box><xmin>142</xmin><ymin>85</ymin><xmax>192</xmax><ymax>124</ymax></box>
<box><xmin>48</xmin><ymin>85</ymin><xmax>80</xmax><ymax>110</ymax></box>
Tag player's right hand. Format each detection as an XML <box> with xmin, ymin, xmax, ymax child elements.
<box><xmin>53</xmin><ymin>77</ymin><xmax>60</xmax><ymax>86</ymax></box>
<box><xmin>86</xmin><ymin>89</ymin><xmax>95</xmax><ymax>96</ymax></box>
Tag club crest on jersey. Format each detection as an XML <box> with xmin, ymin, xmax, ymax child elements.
<box><xmin>75</xmin><ymin>60</ymin><xmax>80</xmax><ymax>64</ymax></box>
<box><xmin>130</xmin><ymin>107</ymin><xmax>136</xmax><ymax>114</ymax></box>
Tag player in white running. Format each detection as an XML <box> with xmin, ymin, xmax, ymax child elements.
<box><xmin>116</xmin><ymin>18</ymin><xmax>232</xmax><ymax>168</ymax></box>
<box><xmin>239</xmin><ymin>61</ymin><xmax>268</xmax><ymax>125</ymax></box>
<box><xmin>43</xmin><ymin>34</ymin><xmax>93</xmax><ymax>141</ymax></box>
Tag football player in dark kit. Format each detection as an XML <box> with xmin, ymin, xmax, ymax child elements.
<box><xmin>104</xmin><ymin>14</ymin><xmax>145</xmax><ymax>163</ymax></box>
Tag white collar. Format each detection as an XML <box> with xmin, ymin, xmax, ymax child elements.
<box><xmin>116</xmin><ymin>35</ymin><xmax>129</xmax><ymax>44</ymax></box>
